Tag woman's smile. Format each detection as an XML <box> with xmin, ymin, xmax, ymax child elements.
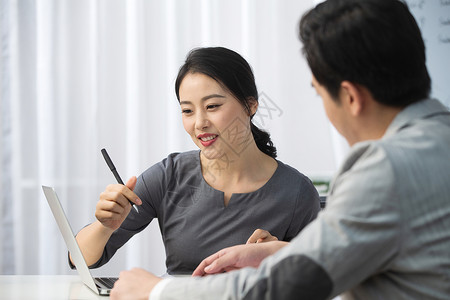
<box><xmin>197</xmin><ymin>133</ymin><xmax>219</xmax><ymax>147</ymax></box>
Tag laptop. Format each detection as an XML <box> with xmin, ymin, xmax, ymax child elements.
<box><xmin>42</xmin><ymin>185</ymin><xmax>117</xmax><ymax>296</ymax></box>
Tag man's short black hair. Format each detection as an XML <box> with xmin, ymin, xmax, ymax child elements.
<box><xmin>299</xmin><ymin>0</ymin><xmax>431</xmax><ymax>107</ymax></box>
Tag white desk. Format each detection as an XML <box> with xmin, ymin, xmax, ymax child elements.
<box><xmin>0</xmin><ymin>275</ymin><xmax>343</xmax><ymax>299</ymax></box>
<box><xmin>0</xmin><ymin>275</ymin><xmax>107</xmax><ymax>300</ymax></box>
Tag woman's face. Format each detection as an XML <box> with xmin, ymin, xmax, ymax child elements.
<box><xmin>179</xmin><ymin>72</ymin><xmax>257</xmax><ymax>160</ymax></box>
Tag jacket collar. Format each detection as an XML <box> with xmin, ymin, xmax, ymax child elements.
<box><xmin>383</xmin><ymin>99</ymin><xmax>449</xmax><ymax>139</ymax></box>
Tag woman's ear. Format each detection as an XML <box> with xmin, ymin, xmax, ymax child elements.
<box><xmin>247</xmin><ymin>97</ymin><xmax>258</xmax><ymax>116</ymax></box>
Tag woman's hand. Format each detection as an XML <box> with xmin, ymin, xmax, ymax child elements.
<box><xmin>95</xmin><ymin>176</ymin><xmax>142</xmax><ymax>231</ymax></box>
<box><xmin>192</xmin><ymin>241</ymin><xmax>288</xmax><ymax>277</ymax></box>
<box><xmin>246</xmin><ymin>229</ymin><xmax>278</xmax><ymax>244</ymax></box>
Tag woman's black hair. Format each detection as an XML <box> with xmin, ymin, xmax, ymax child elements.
<box><xmin>175</xmin><ymin>47</ymin><xmax>277</xmax><ymax>158</ymax></box>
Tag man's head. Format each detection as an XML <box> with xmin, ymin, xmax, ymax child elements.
<box><xmin>299</xmin><ymin>0</ymin><xmax>430</xmax><ymax>107</ymax></box>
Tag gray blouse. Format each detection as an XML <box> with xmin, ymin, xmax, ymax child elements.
<box><xmin>91</xmin><ymin>150</ymin><xmax>320</xmax><ymax>274</ymax></box>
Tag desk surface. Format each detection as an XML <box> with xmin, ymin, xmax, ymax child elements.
<box><xmin>1</xmin><ymin>275</ymin><xmax>343</xmax><ymax>299</ymax></box>
<box><xmin>0</xmin><ymin>275</ymin><xmax>107</xmax><ymax>300</ymax></box>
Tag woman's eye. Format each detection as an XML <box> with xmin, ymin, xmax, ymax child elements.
<box><xmin>207</xmin><ymin>104</ymin><xmax>221</xmax><ymax>110</ymax></box>
<box><xmin>182</xmin><ymin>109</ymin><xmax>192</xmax><ymax>114</ymax></box>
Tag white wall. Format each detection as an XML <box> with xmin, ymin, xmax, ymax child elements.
<box><xmin>406</xmin><ymin>0</ymin><xmax>450</xmax><ymax>108</ymax></box>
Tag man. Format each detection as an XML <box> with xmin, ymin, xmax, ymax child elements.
<box><xmin>111</xmin><ymin>0</ymin><xmax>450</xmax><ymax>299</ymax></box>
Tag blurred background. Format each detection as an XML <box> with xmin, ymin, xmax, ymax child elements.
<box><xmin>1</xmin><ymin>0</ymin><xmax>449</xmax><ymax>277</ymax></box>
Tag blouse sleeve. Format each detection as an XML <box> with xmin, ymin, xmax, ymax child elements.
<box><xmin>87</xmin><ymin>157</ymin><xmax>171</xmax><ymax>269</ymax></box>
<box><xmin>284</xmin><ymin>174</ymin><xmax>321</xmax><ymax>241</ymax></box>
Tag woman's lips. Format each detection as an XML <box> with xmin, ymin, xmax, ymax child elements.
<box><xmin>198</xmin><ymin>134</ymin><xmax>218</xmax><ymax>147</ymax></box>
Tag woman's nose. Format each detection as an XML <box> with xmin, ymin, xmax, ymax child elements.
<box><xmin>195</xmin><ymin>113</ymin><xmax>210</xmax><ymax>130</ymax></box>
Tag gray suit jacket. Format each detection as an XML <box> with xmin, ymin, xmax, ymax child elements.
<box><xmin>152</xmin><ymin>99</ymin><xmax>450</xmax><ymax>300</ymax></box>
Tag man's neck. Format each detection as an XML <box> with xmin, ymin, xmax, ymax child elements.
<box><xmin>350</xmin><ymin>103</ymin><xmax>404</xmax><ymax>146</ymax></box>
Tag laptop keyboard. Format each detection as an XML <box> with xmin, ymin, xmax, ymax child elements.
<box><xmin>95</xmin><ymin>277</ymin><xmax>118</xmax><ymax>289</ymax></box>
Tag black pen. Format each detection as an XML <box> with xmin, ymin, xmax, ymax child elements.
<box><xmin>101</xmin><ymin>148</ymin><xmax>139</xmax><ymax>213</ymax></box>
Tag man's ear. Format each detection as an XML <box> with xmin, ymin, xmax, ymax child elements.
<box><xmin>247</xmin><ymin>97</ymin><xmax>258</xmax><ymax>116</ymax></box>
<box><xmin>340</xmin><ymin>81</ymin><xmax>365</xmax><ymax>116</ymax></box>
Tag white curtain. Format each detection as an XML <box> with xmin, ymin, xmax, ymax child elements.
<box><xmin>1</xmin><ymin>0</ymin><xmax>342</xmax><ymax>276</ymax></box>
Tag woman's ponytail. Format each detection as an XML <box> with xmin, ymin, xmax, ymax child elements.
<box><xmin>250</xmin><ymin>122</ymin><xmax>277</xmax><ymax>158</ymax></box>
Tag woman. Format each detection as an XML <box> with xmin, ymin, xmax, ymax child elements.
<box><xmin>73</xmin><ymin>47</ymin><xmax>320</xmax><ymax>275</ymax></box>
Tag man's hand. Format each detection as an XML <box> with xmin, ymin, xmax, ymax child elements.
<box><xmin>110</xmin><ymin>268</ymin><xmax>162</xmax><ymax>300</ymax></box>
<box><xmin>192</xmin><ymin>241</ymin><xmax>288</xmax><ymax>277</ymax></box>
